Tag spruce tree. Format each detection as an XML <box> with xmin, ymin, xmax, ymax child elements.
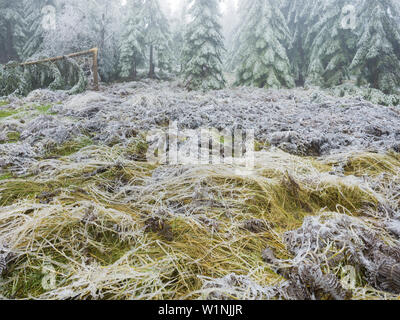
<box><xmin>119</xmin><ymin>0</ymin><xmax>146</xmax><ymax>79</ymax></box>
<box><xmin>232</xmin><ymin>0</ymin><xmax>294</xmax><ymax>89</ymax></box>
<box><xmin>141</xmin><ymin>0</ymin><xmax>172</xmax><ymax>78</ymax></box>
<box><xmin>90</xmin><ymin>0</ymin><xmax>122</xmax><ymax>82</ymax></box>
<box><xmin>226</xmin><ymin>0</ymin><xmax>253</xmax><ymax>71</ymax></box>
<box><xmin>22</xmin><ymin>0</ymin><xmax>49</xmax><ymax>59</ymax></box>
<box><xmin>40</xmin><ymin>0</ymin><xmax>122</xmax><ymax>81</ymax></box>
<box><xmin>0</xmin><ymin>0</ymin><xmax>26</xmax><ymax>63</ymax></box>
<box><xmin>350</xmin><ymin>0</ymin><xmax>400</xmax><ymax>94</ymax></box>
<box><xmin>169</xmin><ymin>0</ymin><xmax>189</xmax><ymax>74</ymax></box>
<box><xmin>221</xmin><ymin>0</ymin><xmax>238</xmax><ymax>55</ymax></box>
<box><xmin>283</xmin><ymin>0</ymin><xmax>321</xmax><ymax>86</ymax></box>
<box><xmin>303</xmin><ymin>0</ymin><xmax>358</xmax><ymax>88</ymax></box>
<box><xmin>182</xmin><ymin>0</ymin><xmax>226</xmax><ymax>91</ymax></box>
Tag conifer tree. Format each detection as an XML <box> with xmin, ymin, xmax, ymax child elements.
<box><xmin>226</xmin><ymin>0</ymin><xmax>252</xmax><ymax>71</ymax></box>
<box><xmin>170</xmin><ymin>0</ymin><xmax>189</xmax><ymax>74</ymax></box>
<box><xmin>221</xmin><ymin>0</ymin><xmax>238</xmax><ymax>55</ymax></box>
<box><xmin>119</xmin><ymin>0</ymin><xmax>146</xmax><ymax>79</ymax></box>
<box><xmin>141</xmin><ymin>0</ymin><xmax>172</xmax><ymax>78</ymax></box>
<box><xmin>283</xmin><ymin>0</ymin><xmax>321</xmax><ymax>86</ymax></box>
<box><xmin>232</xmin><ymin>0</ymin><xmax>294</xmax><ymax>89</ymax></box>
<box><xmin>350</xmin><ymin>0</ymin><xmax>400</xmax><ymax>94</ymax></box>
<box><xmin>0</xmin><ymin>0</ymin><xmax>26</xmax><ymax>63</ymax></box>
<box><xmin>304</xmin><ymin>0</ymin><xmax>358</xmax><ymax>87</ymax></box>
<box><xmin>22</xmin><ymin>0</ymin><xmax>49</xmax><ymax>59</ymax></box>
<box><xmin>182</xmin><ymin>0</ymin><xmax>226</xmax><ymax>91</ymax></box>
<box><xmin>40</xmin><ymin>0</ymin><xmax>122</xmax><ymax>81</ymax></box>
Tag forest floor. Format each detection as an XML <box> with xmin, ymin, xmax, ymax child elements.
<box><xmin>0</xmin><ymin>80</ymin><xmax>400</xmax><ymax>299</ymax></box>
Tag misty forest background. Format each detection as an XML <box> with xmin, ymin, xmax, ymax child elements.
<box><xmin>1</xmin><ymin>0</ymin><xmax>400</xmax><ymax>96</ymax></box>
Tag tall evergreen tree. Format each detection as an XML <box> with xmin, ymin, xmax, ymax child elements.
<box><xmin>226</xmin><ymin>0</ymin><xmax>252</xmax><ymax>71</ymax></box>
<box><xmin>22</xmin><ymin>0</ymin><xmax>49</xmax><ymax>59</ymax></box>
<box><xmin>170</xmin><ymin>0</ymin><xmax>190</xmax><ymax>73</ymax></box>
<box><xmin>0</xmin><ymin>0</ymin><xmax>26</xmax><ymax>63</ymax></box>
<box><xmin>141</xmin><ymin>0</ymin><xmax>172</xmax><ymax>78</ymax></box>
<box><xmin>232</xmin><ymin>0</ymin><xmax>294</xmax><ymax>88</ymax></box>
<box><xmin>119</xmin><ymin>0</ymin><xmax>146</xmax><ymax>79</ymax></box>
<box><xmin>41</xmin><ymin>0</ymin><xmax>122</xmax><ymax>81</ymax></box>
<box><xmin>221</xmin><ymin>0</ymin><xmax>238</xmax><ymax>55</ymax></box>
<box><xmin>91</xmin><ymin>0</ymin><xmax>123</xmax><ymax>81</ymax></box>
<box><xmin>286</xmin><ymin>0</ymin><xmax>400</xmax><ymax>93</ymax></box>
<box><xmin>303</xmin><ymin>0</ymin><xmax>358</xmax><ymax>87</ymax></box>
<box><xmin>182</xmin><ymin>0</ymin><xmax>226</xmax><ymax>90</ymax></box>
<box><xmin>282</xmin><ymin>0</ymin><xmax>321</xmax><ymax>86</ymax></box>
<box><xmin>350</xmin><ymin>0</ymin><xmax>400</xmax><ymax>94</ymax></box>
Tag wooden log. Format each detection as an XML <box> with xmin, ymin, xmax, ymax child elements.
<box><xmin>91</xmin><ymin>48</ymin><xmax>99</xmax><ymax>91</ymax></box>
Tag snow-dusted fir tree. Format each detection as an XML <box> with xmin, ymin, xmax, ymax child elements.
<box><xmin>232</xmin><ymin>0</ymin><xmax>294</xmax><ymax>88</ymax></box>
<box><xmin>41</xmin><ymin>0</ymin><xmax>122</xmax><ymax>81</ymax></box>
<box><xmin>22</xmin><ymin>0</ymin><xmax>49</xmax><ymax>59</ymax></box>
<box><xmin>169</xmin><ymin>0</ymin><xmax>190</xmax><ymax>73</ymax></box>
<box><xmin>0</xmin><ymin>0</ymin><xmax>26</xmax><ymax>63</ymax></box>
<box><xmin>182</xmin><ymin>0</ymin><xmax>226</xmax><ymax>91</ymax></box>
<box><xmin>226</xmin><ymin>0</ymin><xmax>252</xmax><ymax>71</ymax></box>
<box><xmin>303</xmin><ymin>0</ymin><xmax>358</xmax><ymax>88</ymax></box>
<box><xmin>141</xmin><ymin>0</ymin><xmax>172</xmax><ymax>78</ymax></box>
<box><xmin>350</xmin><ymin>0</ymin><xmax>400</xmax><ymax>94</ymax></box>
<box><xmin>282</xmin><ymin>0</ymin><xmax>321</xmax><ymax>86</ymax></box>
<box><xmin>119</xmin><ymin>0</ymin><xmax>146</xmax><ymax>79</ymax></box>
<box><xmin>221</xmin><ymin>0</ymin><xmax>238</xmax><ymax>55</ymax></box>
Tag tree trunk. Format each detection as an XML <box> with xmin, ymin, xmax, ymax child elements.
<box><xmin>5</xmin><ymin>20</ymin><xmax>18</xmax><ymax>63</ymax></box>
<box><xmin>149</xmin><ymin>45</ymin><xmax>155</xmax><ymax>79</ymax></box>
<box><xmin>132</xmin><ymin>57</ymin><xmax>137</xmax><ymax>80</ymax></box>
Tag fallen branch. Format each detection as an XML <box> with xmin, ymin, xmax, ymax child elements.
<box><xmin>4</xmin><ymin>48</ymin><xmax>99</xmax><ymax>91</ymax></box>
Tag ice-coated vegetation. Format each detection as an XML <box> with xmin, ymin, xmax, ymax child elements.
<box><xmin>1</xmin><ymin>0</ymin><xmax>400</xmax><ymax>301</ymax></box>
<box><xmin>0</xmin><ymin>80</ymin><xmax>400</xmax><ymax>300</ymax></box>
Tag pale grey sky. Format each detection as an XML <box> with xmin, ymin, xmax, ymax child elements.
<box><xmin>120</xmin><ymin>0</ymin><xmax>238</xmax><ymax>15</ymax></box>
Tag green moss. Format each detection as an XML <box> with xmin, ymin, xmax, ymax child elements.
<box><xmin>3</xmin><ymin>265</ymin><xmax>47</xmax><ymax>299</ymax></box>
<box><xmin>126</xmin><ymin>137</ymin><xmax>149</xmax><ymax>161</ymax></box>
<box><xmin>0</xmin><ymin>172</ymin><xmax>13</xmax><ymax>180</ymax></box>
<box><xmin>45</xmin><ymin>137</ymin><xmax>93</xmax><ymax>158</ymax></box>
<box><xmin>0</xmin><ymin>181</ymin><xmax>47</xmax><ymax>206</ymax></box>
<box><xmin>0</xmin><ymin>109</ymin><xmax>18</xmax><ymax>119</ymax></box>
<box><xmin>35</xmin><ymin>104</ymin><xmax>56</xmax><ymax>115</ymax></box>
<box><xmin>86</xmin><ymin>231</ymin><xmax>131</xmax><ymax>266</ymax></box>
<box><xmin>255</xmin><ymin>140</ymin><xmax>271</xmax><ymax>152</ymax></box>
<box><xmin>6</xmin><ymin>131</ymin><xmax>20</xmax><ymax>143</ymax></box>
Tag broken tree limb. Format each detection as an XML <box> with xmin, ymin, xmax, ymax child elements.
<box><xmin>91</xmin><ymin>48</ymin><xmax>99</xmax><ymax>91</ymax></box>
<box><xmin>4</xmin><ymin>48</ymin><xmax>99</xmax><ymax>91</ymax></box>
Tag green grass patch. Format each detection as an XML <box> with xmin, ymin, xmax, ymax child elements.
<box><xmin>343</xmin><ymin>152</ymin><xmax>400</xmax><ymax>177</ymax></box>
<box><xmin>45</xmin><ymin>137</ymin><xmax>93</xmax><ymax>158</ymax></box>
<box><xmin>0</xmin><ymin>172</ymin><xmax>13</xmax><ymax>180</ymax></box>
<box><xmin>35</xmin><ymin>104</ymin><xmax>56</xmax><ymax>115</ymax></box>
<box><xmin>0</xmin><ymin>109</ymin><xmax>18</xmax><ymax>119</ymax></box>
<box><xmin>7</xmin><ymin>131</ymin><xmax>20</xmax><ymax>143</ymax></box>
<box><xmin>0</xmin><ymin>100</ymin><xmax>10</xmax><ymax>107</ymax></box>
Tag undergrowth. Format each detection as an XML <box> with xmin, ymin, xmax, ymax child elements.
<box><xmin>1</xmin><ymin>145</ymin><xmax>398</xmax><ymax>300</ymax></box>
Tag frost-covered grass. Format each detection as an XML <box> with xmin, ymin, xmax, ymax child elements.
<box><xmin>0</xmin><ymin>81</ymin><xmax>400</xmax><ymax>300</ymax></box>
<box><xmin>0</xmin><ymin>146</ymin><xmax>398</xmax><ymax>300</ymax></box>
